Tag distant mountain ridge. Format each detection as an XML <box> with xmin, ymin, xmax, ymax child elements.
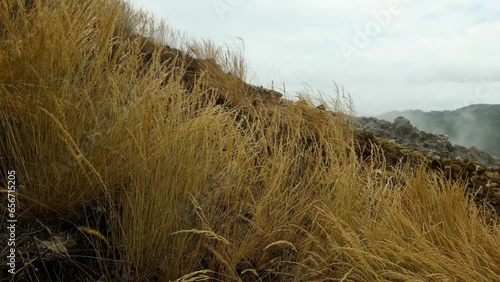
<box><xmin>377</xmin><ymin>104</ymin><xmax>500</xmax><ymax>157</ymax></box>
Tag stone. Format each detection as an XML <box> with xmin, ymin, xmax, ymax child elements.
<box><xmin>464</xmin><ymin>161</ymin><xmax>476</xmax><ymax>172</ymax></box>
<box><xmin>451</xmin><ymin>164</ymin><xmax>462</xmax><ymax>173</ymax></box>
<box><xmin>477</xmin><ymin>166</ymin><xmax>488</xmax><ymax>175</ymax></box>
<box><xmin>393</xmin><ymin>116</ymin><xmax>414</xmax><ymax>135</ymax></box>
<box><xmin>353</xmin><ymin>114</ymin><xmax>500</xmax><ymax>216</ymax></box>
<box><xmin>354</xmin><ymin>115</ymin><xmax>500</xmax><ymax>168</ymax></box>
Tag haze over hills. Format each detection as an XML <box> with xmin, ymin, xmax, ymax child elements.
<box><xmin>377</xmin><ymin>104</ymin><xmax>500</xmax><ymax>157</ymax></box>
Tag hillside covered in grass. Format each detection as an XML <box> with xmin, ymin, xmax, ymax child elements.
<box><xmin>1</xmin><ymin>1</ymin><xmax>500</xmax><ymax>281</ymax></box>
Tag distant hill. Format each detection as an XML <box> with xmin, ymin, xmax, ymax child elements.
<box><xmin>378</xmin><ymin>104</ymin><xmax>500</xmax><ymax>157</ymax></box>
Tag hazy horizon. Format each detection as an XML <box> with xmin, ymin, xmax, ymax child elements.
<box><xmin>375</xmin><ymin>102</ymin><xmax>500</xmax><ymax>116</ymax></box>
<box><xmin>128</xmin><ymin>0</ymin><xmax>500</xmax><ymax>116</ymax></box>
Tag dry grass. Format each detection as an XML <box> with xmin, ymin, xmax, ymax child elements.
<box><xmin>1</xmin><ymin>0</ymin><xmax>500</xmax><ymax>281</ymax></box>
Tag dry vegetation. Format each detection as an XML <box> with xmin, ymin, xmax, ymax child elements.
<box><xmin>1</xmin><ymin>0</ymin><xmax>500</xmax><ymax>281</ymax></box>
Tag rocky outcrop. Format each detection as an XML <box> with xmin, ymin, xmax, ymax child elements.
<box><xmin>353</xmin><ymin>115</ymin><xmax>500</xmax><ymax>216</ymax></box>
<box><xmin>378</xmin><ymin>104</ymin><xmax>500</xmax><ymax>157</ymax></box>
<box><xmin>354</xmin><ymin>116</ymin><xmax>455</xmax><ymax>161</ymax></box>
<box><xmin>453</xmin><ymin>145</ymin><xmax>500</xmax><ymax>168</ymax></box>
<box><xmin>355</xmin><ymin>116</ymin><xmax>500</xmax><ymax>168</ymax></box>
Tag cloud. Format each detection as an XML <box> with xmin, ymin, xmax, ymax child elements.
<box><xmin>128</xmin><ymin>0</ymin><xmax>500</xmax><ymax>116</ymax></box>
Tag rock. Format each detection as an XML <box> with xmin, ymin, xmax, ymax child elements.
<box><xmin>354</xmin><ymin>115</ymin><xmax>500</xmax><ymax>168</ymax></box>
<box><xmin>451</xmin><ymin>164</ymin><xmax>462</xmax><ymax>173</ymax></box>
<box><xmin>393</xmin><ymin>116</ymin><xmax>414</xmax><ymax>135</ymax></box>
<box><xmin>453</xmin><ymin>145</ymin><xmax>500</xmax><ymax>168</ymax></box>
<box><xmin>353</xmin><ymin>114</ymin><xmax>500</xmax><ymax>217</ymax></box>
<box><xmin>248</xmin><ymin>84</ymin><xmax>283</xmax><ymax>99</ymax></box>
<box><xmin>464</xmin><ymin>161</ymin><xmax>476</xmax><ymax>172</ymax></box>
<box><xmin>316</xmin><ymin>104</ymin><xmax>326</xmax><ymax>111</ymax></box>
<box><xmin>477</xmin><ymin>166</ymin><xmax>488</xmax><ymax>175</ymax></box>
<box><xmin>472</xmin><ymin>175</ymin><xmax>487</xmax><ymax>186</ymax></box>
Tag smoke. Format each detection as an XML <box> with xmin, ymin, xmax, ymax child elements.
<box><xmin>377</xmin><ymin>104</ymin><xmax>500</xmax><ymax>157</ymax></box>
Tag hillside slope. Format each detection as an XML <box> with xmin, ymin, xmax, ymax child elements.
<box><xmin>378</xmin><ymin>104</ymin><xmax>500</xmax><ymax>157</ymax></box>
<box><xmin>1</xmin><ymin>1</ymin><xmax>500</xmax><ymax>281</ymax></box>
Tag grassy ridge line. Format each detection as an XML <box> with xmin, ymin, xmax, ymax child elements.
<box><xmin>1</xmin><ymin>0</ymin><xmax>500</xmax><ymax>281</ymax></box>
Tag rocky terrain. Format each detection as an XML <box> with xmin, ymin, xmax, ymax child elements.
<box><xmin>355</xmin><ymin>116</ymin><xmax>500</xmax><ymax>167</ymax></box>
<box><xmin>378</xmin><ymin>104</ymin><xmax>500</xmax><ymax>157</ymax></box>
<box><xmin>354</xmin><ymin>115</ymin><xmax>500</xmax><ymax>215</ymax></box>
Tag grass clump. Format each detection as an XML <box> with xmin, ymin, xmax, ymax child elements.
<box><xmin>1</xmin><ymin>0</ymin><xmax>500</xmax><ymax>281</ymax></box>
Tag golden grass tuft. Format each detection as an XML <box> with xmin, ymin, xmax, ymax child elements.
<box><xmin>1</xmin><ymin>0</ymin><xmax>500</xmax><ymax>281</ymax></box>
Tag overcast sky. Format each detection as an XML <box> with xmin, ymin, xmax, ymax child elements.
<box><xmin>128</xmin><ymin>0</ymin><xmax>500</xmax><ymax>116</ymax></box>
